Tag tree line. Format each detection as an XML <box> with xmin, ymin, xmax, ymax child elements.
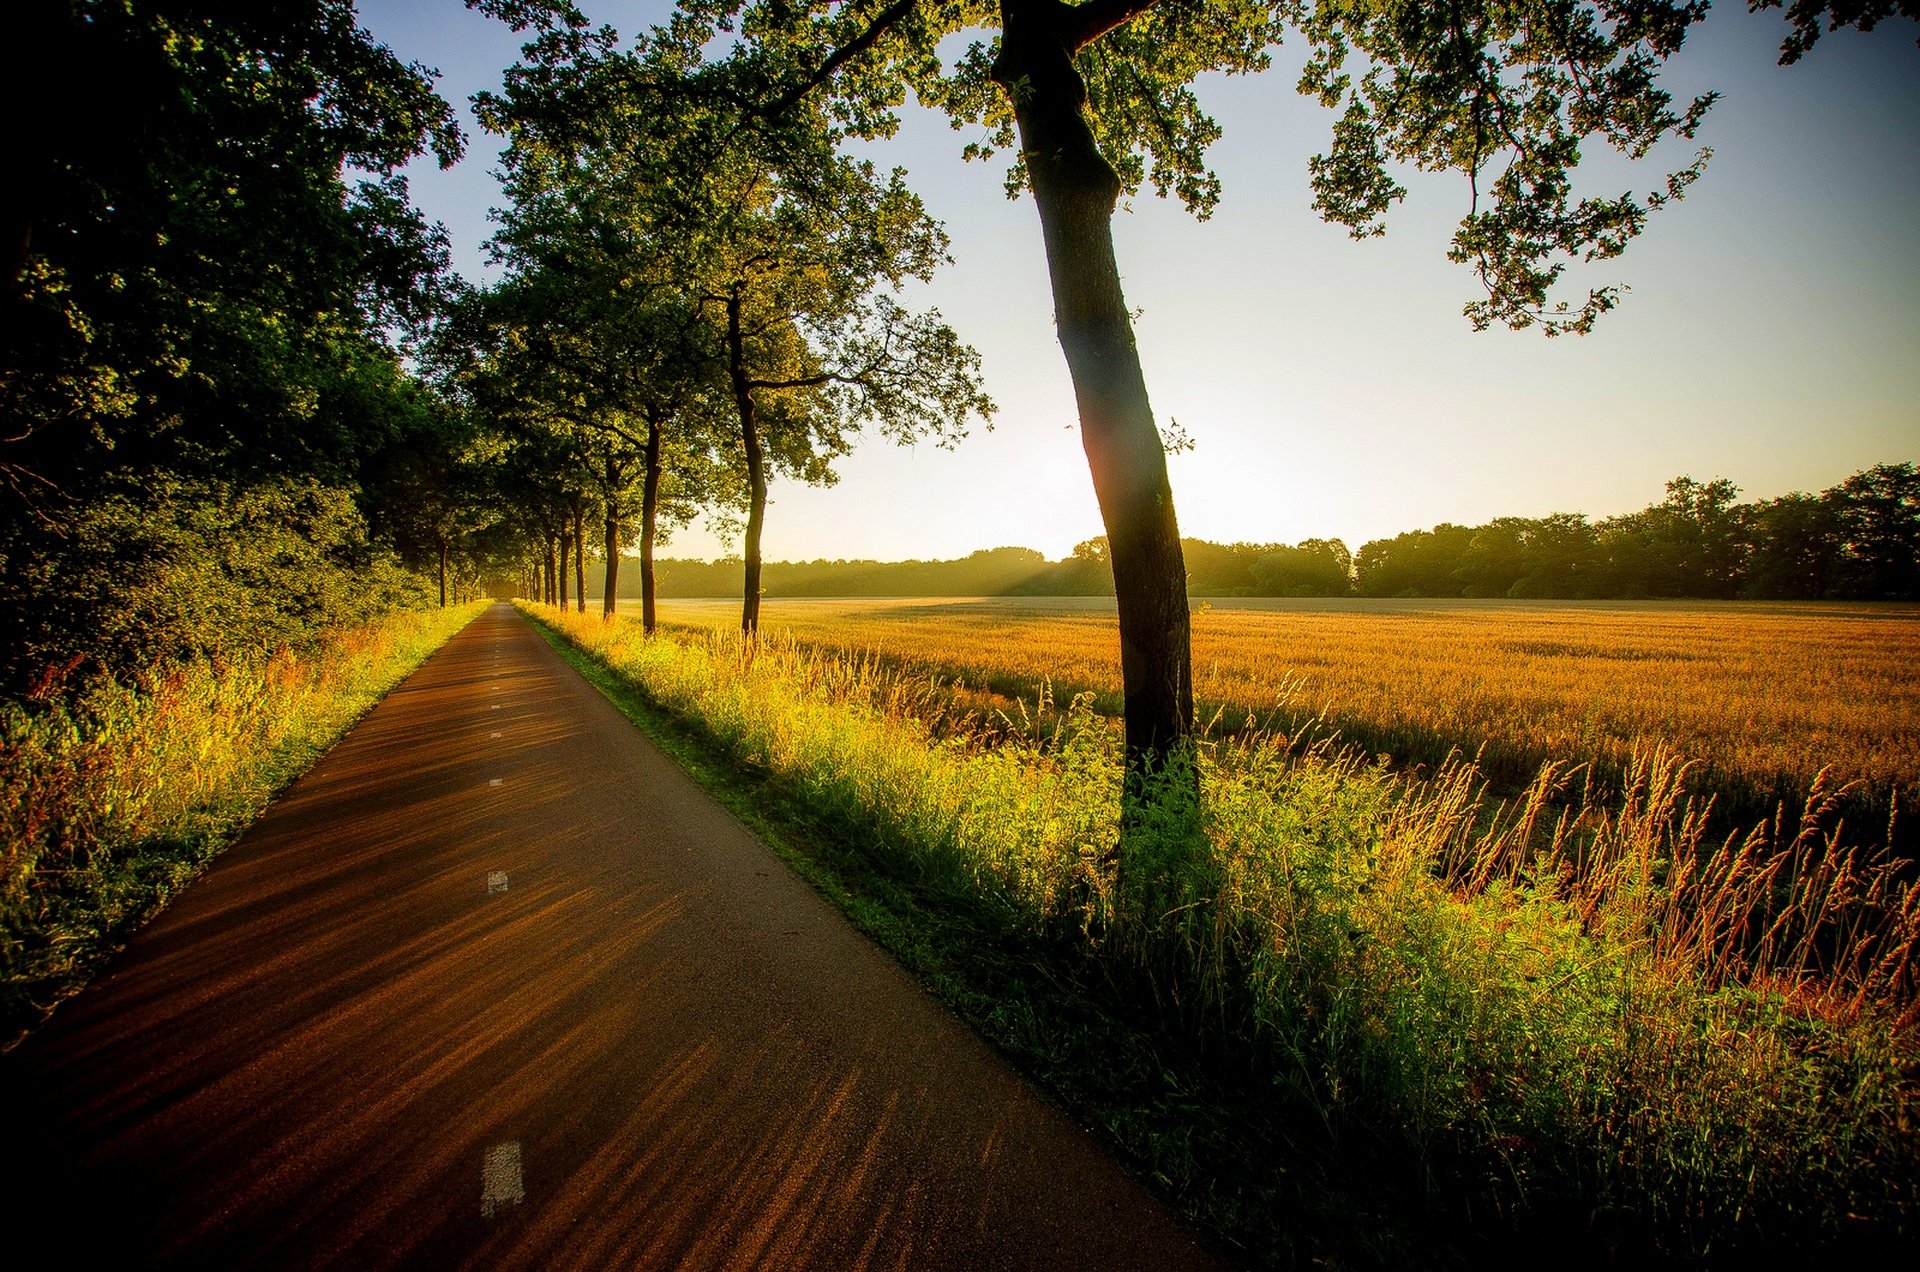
<box><xmin>1350</xmin><ymin>467</ymin><xmax>1919</xmax><ymax>601</ymax></box>
<box><xmin>1</xmin><ymin>1</ymin><xmax>472</xmax><ymax>696</ymax></box>
<box><xmin>576</xmin><ymin>463</ymin><xmax>1915</xmax><ymax>602</ymax></box>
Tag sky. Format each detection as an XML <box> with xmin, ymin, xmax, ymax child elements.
<box><xmin>357</xmin><ymin>1</ymin><xmax>1920</xmax><ymax>563</ymax></box>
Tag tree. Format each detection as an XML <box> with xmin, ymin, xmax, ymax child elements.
<box><xmin>1251</xmin><ymin>539</ymin><xmax>1352</xmax><ymax>596</ymax></box>
<box><xmin>526</xmin><ymin>0</ymin><xmax>1725</xmax><ymax>790</ymax></box>
<box><xmin>1597</xmin><ymin>476</ymin><xmax>1746</xmax><ymax>597</ymax></box>
<box><xmin>4</xmin><ymin>0</ymin><xmax>459</xmax><ymax>509</ymax></box>
<box><xmin>1828</xmin><ymin>461</ymin><xmax>1920</xmax><ymax>599</ymax></box>
<box><xmin>448</xmin><ymin>175</ymin><xmax>743</xmax><ymax>628</ymax></box>
<box><xmin>359</xmin><ymin>369</ymin><xmax>502</xmax><ymax>609</ymax></box>
<box><xmin>1743</xmin><ymin>491</ymin><xmax>1841</xmax><ymax>599</ymax></box>
<box><xmin>1356</xmin><ymin>524</ymin><xmax>1477</xmax><ymax>597</ymax></box>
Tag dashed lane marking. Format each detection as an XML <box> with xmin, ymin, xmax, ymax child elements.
<box><xmin>481</xmin><ymin>1142</ymin><xmax>524</xmax><ymax>1217</ymax></box>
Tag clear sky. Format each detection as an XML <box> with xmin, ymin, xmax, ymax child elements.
<box><xmin>358</xmin><ymin>1</ymin><xmax>1920</xmax><ymax>563</ymax></box>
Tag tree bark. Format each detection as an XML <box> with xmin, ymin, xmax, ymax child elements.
<box><xmin>558</xmin><ymin>526</ymin><xmax>571</xmax><ymax>610</ymax></box>
<box><xmin>573</xmin><ymin>499</ymin><xmax>587</xmax><ymax>612</ymax></box>
<box><xmin>994</xmin><ymin>0</ymin><xmax>1193</xmax><ymax>784</ymax></box>
<box><xmin>641</xmin><ymin>411</ymin><xmax>665</xmax><ymax>634</ymax></box>
<box><xmin>727</xmin><ymin>292</ymin><xmax>768</xmax><ymax>638</ymax></box>
<box><xmin>602</xmin><ymin>455</ymin><xmax>622</xmax><ymax>620</ymax></box>
<box><xmin>436</xmin><ymin>534</ymin><xmax>448</xmax><ymax>609</ymax></box>
<box><xmin>544</xmin><ymin>534</ymin><xmax>558</xmax><ymax>606</ymax></box>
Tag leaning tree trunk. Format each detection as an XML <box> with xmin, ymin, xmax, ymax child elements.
<box><xmin>641</xmin><ymin>411</ymin><xmax>665</xmax><ymax>634</ymax></box>
<box><xmin>572</xmin><ymin>500</ymin><xmax>587</xmax><ymax>613</ymax></box>
<box><xmin>727</xmin><ymin>293</ymin><xmax>769</xmax><ymax>638</ymax></box>
<box><xmin>994</xmin><ymin>1</ymin><xmax>1194</xmax><ymax>792</ymax></box>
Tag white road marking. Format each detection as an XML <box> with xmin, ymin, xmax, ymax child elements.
<box><xmin>481</xmin><ymin>1142</ymin><xmax>524</xmax><ymax>1217</ymax></box>
<box><xmin>487</xmin><ymin>871</ymin><xmax>508</xmax><ymax>895</ymax></box>
<box><xmin>489</xmin><ymin>778</ymin><xmax>504</xmax><ymax>788</ymax></box>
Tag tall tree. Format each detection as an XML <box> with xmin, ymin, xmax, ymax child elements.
<box><xmin>1828</xmin><ymin>461</ymin><xmax>1920</xmax><ymax>599</ymax></box>
<box><xmin>500</xmin><ymin>0</ymin><xmax>1721</xmax><ymax>789</ymax></box>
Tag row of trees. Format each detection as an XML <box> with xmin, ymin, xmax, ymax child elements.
<box><xmin>443</xmin><ymin>0</ymin><xmax>1910</xmax><ymax>798</ymax></box>
<box><xmin>569</xmin><ymin>461</ymin><xmax>1913</xmax><ymax>602</ymax></box>
<box><xmin>426</xmin><ymin>3</ymin><xmax>993</xmax><ymax>641</ymax></box>
<box><xmin>9</xmin><ymin>0</ymin><xmax>1907</xmax><ymax>817</ymax></box>
<box><xmin>1352</xmin><ymin>465</ymin><xmax>1920</xmax><ymax>600</ymax></box>
<box><xmin>1</xmin><ymin>1</ymin><xmax>478</xmax><ymax>694</ymax></box>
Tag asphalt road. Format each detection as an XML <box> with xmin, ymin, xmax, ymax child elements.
<box><xmin>1</xmin><ymin>602</ymin><xmax>1229</xmax><ymax>1270</ymax></box>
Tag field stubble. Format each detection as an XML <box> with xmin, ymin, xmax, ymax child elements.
<box><xmin>635</xmin><ymin>595</ymin><xmax>1920</xmax><ymax>848</ymax></box>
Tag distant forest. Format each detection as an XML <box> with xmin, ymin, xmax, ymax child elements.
<box><xmin>602</xmin><ymin>464</ymin><xmax>1919</xmax><ymax>601</ymax></box>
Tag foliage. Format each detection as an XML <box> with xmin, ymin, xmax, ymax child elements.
<box><xmin>0</xmin><ymin>475</ymin><xmax>434</xmax><ymax>693</ymax></box>
<box><xmin>1752</xmin><ymin>0</ymin><xmax>1920</xmax><ymax>62</ymax></box>
<box><xmin>0</xmin><ymin>600</ymin><xmax>487</xmax><ymax>1047</ymax></box>
<box><xmin>1</xmin><ymin>1</ymin><xmax>466</xmax><ymax>693</ymax></box>
<box><xmin>535</xmin><ymin>603</ymin><xmax>1919</xmax><ymax>1263</ymax></box>
<box><xmin>1354</xmin><ymin>462</ymin><xmax>1920</xmax><ymax>600</ymax></box>
<box><xmin>626</xmin><ymin>0</ymin><xmax>1728</xmax><ymax>333</ymax></box>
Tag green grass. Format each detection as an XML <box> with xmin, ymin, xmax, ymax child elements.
<box><xmin>532</xmin><ymin>603</ymin><xmax>1919</xmax><ymax>1267</ymax></box>
<box><xmin>0</xmin><ymin>601</ymin><xmax>488</xmax><ymax>1047</ymax></box>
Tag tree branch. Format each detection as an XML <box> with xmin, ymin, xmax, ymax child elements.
<box><xmin>761</xmin><ymin>0</ymin><xmax>920</xmax><ymax>120</ymax></box>
<box><xmin>1065</xmin><ymin>0</ymin><xmax>1161</xmax><ymax>53</ymax></box>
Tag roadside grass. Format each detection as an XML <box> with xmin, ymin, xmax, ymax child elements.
<box><xmin>536</xmin><ymin>603</ymin><xmax>1918</xmax><ymax>1267</ymax></box>
<box><xmin>642</xmin><ymin>596</ymin><xmax>1920</xmax><ymax>850</ymax></box>
<box><xmin>0</xmin><ymin>600</ymin><xmax>487</xmax><ymax>1047</ymax></box>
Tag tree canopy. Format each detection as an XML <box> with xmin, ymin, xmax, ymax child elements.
<box><xmin>473</xmin><ymin>6</ymin><xmax>993</xmax><ymax>633</ymax></box>
<box><xmin>2</xmin><ymin>1</ymin><xmax>468</xmax><ymax>690</ymax></box>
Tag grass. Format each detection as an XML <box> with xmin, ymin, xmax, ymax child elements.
<box><xmin>540</xmin><ymin>601</ymin><xmax>1918</xmax><ymax>1267</ymax></box>
<box><xmin>637</xmin><ymin>596</ymin><xmax>1920</xmax><ymax>848</ymax></box>
<box><xmin>0</xmin><ymin>600</ymin><xmax>487</xmax><ymax>1047</ymax></box>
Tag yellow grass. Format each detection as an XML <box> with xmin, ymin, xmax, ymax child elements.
<box><xmin>632</xmin><ymin>596</ymin><xmax>1920</xmax><ymax>830</ymax></box>
<box><xmin>1</xmin><ymin>600</ymin><xmax>489</xmax><ymax>1042</ymax></box>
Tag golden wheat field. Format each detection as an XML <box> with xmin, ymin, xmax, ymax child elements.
<box><xmin>627</xmin><ymin>595</ymin><xmax>1920</xmax><ymax>835</ymax></box>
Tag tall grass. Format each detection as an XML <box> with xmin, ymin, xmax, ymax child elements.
<box><xmin>0</xmin><ymin>601</ymin><xmax>487</xmax><ymax>1045</ymax></box>
<box><xmin>643</xmin><ymin>596</ymin><xmax>1920</xmax><ymax>844</ymax></box>
<box><xmin>539</xmin><ymin>604</ymin><xmax>1918</xmax><ymax>1263</ymax></box>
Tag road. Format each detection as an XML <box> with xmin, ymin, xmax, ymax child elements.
<box><xmin>1</xmin><ymin>602</ymin><xmax>1228</xmax><ymax>1270</ymax></box>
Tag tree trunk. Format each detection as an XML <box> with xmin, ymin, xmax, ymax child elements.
<box><xmin>599</xmin><ymin>453</ymin><xmax>622</xmax><ymax>622</ymax></box>
<box><xmin>544</xmin><ymin>535</ymin><xmax>557</xmax><ymax>606</ymax></box>
<box><xmin>994</xmin><ymin>0</ymin><xmax>1194</xmax><ymax>787</ymax></box>
<box><xmin>573</xmin><ymin>500</ymin><xmax>587</xmax><ymax>613</ymax></box>
<box><xmin>603</xmin><ymin>505</ymin><xmax>621</xmax><ymax>620</ymax></box>
<box><xmin>558</xmin><ymin>527</ymin><xmax>570</xmax><ymax>610</ymax></box>
<box><xmin>436</xmin><ymin>534</ymin><xmax>448</xmax><ymax>609</ymax></box>
<box><xmin>727</xmin><ymin>292</ymin><xmax>768</xmax><ymax>638</ymax></box>
<box><xmin>641</xmin><ymin>411</ymin><xmax>664</xmax><ymax>634</ymax></box>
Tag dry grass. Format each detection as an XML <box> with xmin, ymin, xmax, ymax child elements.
<box><xmin>0</xmin><ymin>601</ymin><xmax>488</xmax><ymax>1043</ymax></box>
<box><xmin>636</xmin><ymin>595</ymin><xmax>1920</xmax><ymax>839</ymax></box>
